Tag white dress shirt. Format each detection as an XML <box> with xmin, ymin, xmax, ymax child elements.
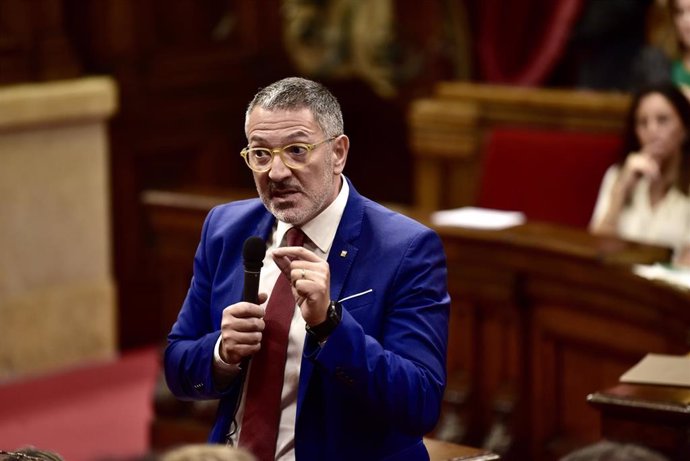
<box><xmin>590</xmin><ymin>165</ymin><xmax>690</xmax><ymax>254</ymax></box>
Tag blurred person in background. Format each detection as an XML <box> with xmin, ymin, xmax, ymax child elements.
<box><xmin>590</xmin><ymin>82</ymin><xmax>690</xmax><ymax>265</ymax></box>
<box><xmin>0</xmin><ymin>448</ymin><xmax>63</xmax><ymax>461</ymax></box>
<box><xmin>559</xmin><ymin>440</ymin><xmax>669</xmax><ymax>461</ymax></box>
<box><xmin>634</xmin><ymin>0</ymin><xmax>690</xmax><ymax>96</ymax></box>
<box><xmin>160</xmin><ymin>444</ymin><xmax>255</xmax><ymax>461</ymax></box>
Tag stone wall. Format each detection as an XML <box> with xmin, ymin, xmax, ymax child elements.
<box><xmin>0</xmin><ymin>77</ymin><xmax>118</xmax><ymax>380</ymax></box>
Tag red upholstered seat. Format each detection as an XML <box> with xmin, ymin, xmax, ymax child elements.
<box><xmin>476</xmin><ymin>127</ymin><xmax>623</xmax><ymax>228</ymax></box>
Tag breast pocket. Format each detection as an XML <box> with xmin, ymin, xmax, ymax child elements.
<box><xmin>338</xmin><ymin>288</ymin><xmax>375</xmax><ymax>313</ymax></box>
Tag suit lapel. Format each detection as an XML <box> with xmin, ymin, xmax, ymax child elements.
<box><xmin>327</xmin><ymin>236</ymin><xmax>358</xmax><ymax>302</ymax></box>
<box><xmin>255</xmin><ymin>211</ymin><xmax>276</xmax><ymax>242</ymax></box>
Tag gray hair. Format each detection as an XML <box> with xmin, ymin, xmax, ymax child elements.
<box><xmin>160</xmin><ymin>444</ymin><xmax>256</xmax><ymax>461</ymax></box>
<box><xmin>559</xmin><ymin>440</ymin><xmax>669</xmax><ymax>461</ymax></box>
<box><xmin>245</xmin><ymin>77</ymin><xmax>344</xmax><ymax>138</ymax></box>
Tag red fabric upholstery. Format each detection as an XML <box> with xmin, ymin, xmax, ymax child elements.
<box><xmin>476</xmin><ymin>127</ymin><xmax>622</xmax><ymax>228</ymax></box>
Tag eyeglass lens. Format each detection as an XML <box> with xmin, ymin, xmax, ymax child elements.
<box><xmin>248</xmin><ymin>144</ymin><xmax>310</xmax><ymax>170</ymax></box>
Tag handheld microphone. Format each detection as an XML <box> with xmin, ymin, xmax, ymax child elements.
<box><xmin>240</xmin><ymin>236</ymin><xmax>266</xmax><ymax>372</ymax></box>
<box><xmin>242</xmin><ymin>236</ymin><xmax>266</xmax><ymax>304</ymax></box>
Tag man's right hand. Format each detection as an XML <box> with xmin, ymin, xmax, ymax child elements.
<box><xmin>218</xmin><ymin>293</ymin><xmax>268</xmax><ymax>365</ymax></box>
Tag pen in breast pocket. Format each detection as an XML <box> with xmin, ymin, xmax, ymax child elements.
<box><xmin>338</xmin><ymin>289</ymin><xmax>373</xmax><ymax>303</ymax></box>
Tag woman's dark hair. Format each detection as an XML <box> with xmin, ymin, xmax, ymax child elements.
<box><xmin>620</xmin><ymin>81</ymin><xmax>690</xmax><ymax>191</ymax></box>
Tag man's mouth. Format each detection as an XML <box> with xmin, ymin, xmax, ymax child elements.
<box><xmin>271</xmin><ymin>188</ymin><xmax>300</xmax><ymax>200</ymax></box>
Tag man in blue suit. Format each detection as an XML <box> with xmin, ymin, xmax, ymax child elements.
<box><xmin>164</xmin><ymin>77</ymin><xmax>450</xmax><ymax>461</ymax></box>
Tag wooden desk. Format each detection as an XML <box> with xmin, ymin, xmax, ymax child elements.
<box><xmin>587</xmin><ymin>383</ymin><xmax>690</xmax><ymax>460</ymax></box>
<box><xmin>142</xmin><ymin>189</ymin><xmax>690</xmax><ymax>461</ymax></box>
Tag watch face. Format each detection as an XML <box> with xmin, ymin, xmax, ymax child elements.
<box><xmin>331</xmin><ymin>300</ymin><xmax>342</xmax><ymax>319</ymax></box>
<box><xmin>328</xmin><ymin>305</ymin><xmax>339</xmax><ymax>321</ymax></box>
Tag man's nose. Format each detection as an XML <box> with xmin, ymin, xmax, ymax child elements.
<box><xmin>268</xmin><ymin>152</ymin><xmax>291</xmax><ymax>180</ymax></box>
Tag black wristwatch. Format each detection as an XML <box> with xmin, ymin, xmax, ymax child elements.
<box><xmin>306</xmin><ymin>300</ymin><xmax>342</xmax><ymax>342</ymax></box>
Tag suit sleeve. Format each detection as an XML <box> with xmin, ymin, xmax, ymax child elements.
<box><xmin>163</xmin><ymin>207</ymin><xmax>242</xmax><ymax>401</ymax></box>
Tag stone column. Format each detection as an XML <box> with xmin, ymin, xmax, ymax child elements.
<box><xmin>0</xmin><ymin>77</ymin><xmax>118</xmax><ymax>379</ymax></box>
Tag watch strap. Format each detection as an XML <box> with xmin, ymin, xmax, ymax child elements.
<box><xmin>306</xmin><ymin>300</ymin><xmax>342</xmax><ymax>342</ymax></box>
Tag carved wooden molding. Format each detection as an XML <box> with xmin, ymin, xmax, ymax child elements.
<box><xmin>0</xmin><ymin>76</ymin><xmax>117</xmax><ymax>131</ymax></box>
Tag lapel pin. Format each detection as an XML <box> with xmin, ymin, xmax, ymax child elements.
<box><xmin>340</xmin><ymin>250</ymin><xmax>348</xmax><ymax>258</ymax></box>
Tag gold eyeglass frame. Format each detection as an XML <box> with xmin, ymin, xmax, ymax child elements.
<box><xmin>240</xmin><ymin>136</ymin><xmax>337</xmax><ymax>172</ymax></box>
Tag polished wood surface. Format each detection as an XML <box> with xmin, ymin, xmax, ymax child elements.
<box><xmin>142</xmin><ymin>188</ymin><xmax>690</xmax><ymax>461</ymax></box>
<box><xmin>407</xmin><ymin>82</ymin><xmax>631</xmax><ymax>211</ymax></box>
<box><xmin>588</xmin><ymin>383</ymin><xmax>690</xmax><ymax>460</ymax></box>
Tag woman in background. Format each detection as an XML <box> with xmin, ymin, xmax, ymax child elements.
<box><xmin>590</xmin><ymin>82</ymin><xmax>690</xmax><ymax>265</ymax></box>
<box><xmin>668</xmin><ymin>0</ymin><xmax>690</xmax><ymax>92</ymax></box>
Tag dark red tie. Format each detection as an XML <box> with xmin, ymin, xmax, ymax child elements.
<box><xmin>239</xmin><ymin>227</ymin><xmax>304</xmax><ymax>461</ymax></box>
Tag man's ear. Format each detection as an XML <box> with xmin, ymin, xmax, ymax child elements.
<box><xmin>332</xmin><ymin>135</ymin><xmax>349</xmax><ymax>175</ymax></box>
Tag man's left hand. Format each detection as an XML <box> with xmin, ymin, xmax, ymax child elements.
<box><xmin>272</xmin><ymin>246</ymin><xmax>330</xmax><ymax>326</ymax></box>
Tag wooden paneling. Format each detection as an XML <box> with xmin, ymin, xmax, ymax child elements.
<box><xmin>436</xmin><ymin>222</ymin><xmax>688</xmax><ymax>461</ymax></box>
<box><xmin>0</xmin><ymin>0</ymin><xmax>81</xmax><ymax>84</ymax></box>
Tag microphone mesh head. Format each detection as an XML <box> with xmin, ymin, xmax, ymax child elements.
<box><xmin>243</xmin><ymin>236</ymin><xmax>266</xmax><ymax>271</ymax></box>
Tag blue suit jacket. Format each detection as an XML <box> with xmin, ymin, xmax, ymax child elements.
<box><xmin>164</xmin><ymin>180</ymin><xmax>450</xmax><ymax>461</ymax></box>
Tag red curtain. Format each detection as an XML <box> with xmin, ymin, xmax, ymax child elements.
<box><xmin>477</xmin><ymin>0</ymin><xmax>584</xmax><ymax>85</ymax></box>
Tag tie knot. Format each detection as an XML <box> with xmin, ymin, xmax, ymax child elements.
<box><xmin>286</xmin><ymin>227</ymin><xmax>304</xmax><ymax>247</ymax></box>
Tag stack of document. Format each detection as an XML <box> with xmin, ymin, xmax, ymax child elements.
<box><xmin>430</xmin><ymin>207</ymin><xmax>526</xmax><ymax>230</ymax></box>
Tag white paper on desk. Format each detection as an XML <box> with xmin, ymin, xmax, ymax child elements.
<box><xmin>619</xmin><ymin>353</ymin><xmax>690</xmax><ymax>387</ymax></box>
<box><xmin>632</xmin><ymin>263</ymin><xmax>690</xmax><ymax>290</ymax></box>
<box><xmin>430</xmin><ymin>207</ymin><xmax>526</xmax><ymax>230</ymax></box>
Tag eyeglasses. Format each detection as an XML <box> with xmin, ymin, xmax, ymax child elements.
<box><xmin>240</xmin><ymin>136</ymin><xmax>337</xmax><ymax>173</ymax></box>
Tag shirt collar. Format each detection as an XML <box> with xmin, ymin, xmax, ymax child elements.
<box><xmin>275</xmin><ymin>176</ymin><xmax>349</xmax><ymax>254</ymax></box>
